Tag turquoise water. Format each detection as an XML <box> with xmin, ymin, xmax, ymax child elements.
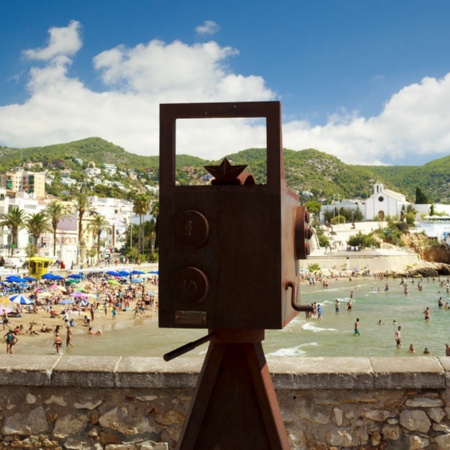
<box><xmin>14</xmin><ymin>276</ymin><xmax>450</xmax><ymax>358</ymax></box>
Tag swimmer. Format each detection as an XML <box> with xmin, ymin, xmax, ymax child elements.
<box><xmin>446</xmin><ymin>343</ymin><xmax>450</xmax><ymax>356</ymax></box>
<box><xmin>424</xmin><ymin>307</ymin><xmax>430</xmax><ymax>321</ymax></box>
<box><xmin>53</xmin><ymin>333</ymin><xmax>62</xmax><ymax>354</ymax></box>
<box><xmin>395</xmin><ymin>326</ymin><xmax>402</xmax><ymax>348</ymax></box>
<box><xmin>408</xmin><ymin>344</ymin><xmax>415</xmax><ymax>353</ymax></box>
<box><xmin>423</xmin><ymin>347</ymin><xmax>431</xmax><ymax>355</ymax></box>
<box><xmin>335</xmin><ymin>299</ymin><xmax>340</xmax><ymax>315</ymax></box>
<box><xmin>354</xmin><ymin>318</ymin><xmax>360</xmax><ymax>336</ymax></box>
<box><xmin>88</xmin><ymin>327</ymin><xmax>102</xmax><ymax>336</ymax></box>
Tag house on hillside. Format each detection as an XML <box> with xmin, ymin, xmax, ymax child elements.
<box><xmin>365</xmin><ymin>183</ymin><xmax>410</xmax><ymax>221</ymax></box>
<box><xmin>319</xmin><ymin>183</ymin><xmax>410</xmax><ymax>223</ymax></box>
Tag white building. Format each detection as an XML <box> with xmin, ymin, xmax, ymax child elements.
<box><xmin>365</xmin><ymin>183</ymin><xmax>410</xmax><ymax>221</ymax></box>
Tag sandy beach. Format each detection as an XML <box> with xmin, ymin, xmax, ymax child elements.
<box><xmin>0</xmin><ymin>271</ymin><xmax>159</xmax><ymax>355</ymax></box>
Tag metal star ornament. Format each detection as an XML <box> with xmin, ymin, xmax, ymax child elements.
<box><xmin>204</xmin><ymin>158</ymin><xmax>248</xmax><ymax>185</ymax></box>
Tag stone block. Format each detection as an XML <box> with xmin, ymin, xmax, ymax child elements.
<box><xmin>51</xmin><ymin>356</ymin><xmax>120</xmax><ymax>387</ymax></box>
<box><xmin>0</xmin><ymin>355</ymin><xmax>58</xmax><ymax>386</ymax></box>
<box><xmin>371</xmin><ymin>357</ymin><xmax>445</xmax><ymax>389</ymax></box>
<box><xmin>268</xmin><ymin>357</ymin><xmax>374</xmax><ymax>390</ymax></box>
<box><xmin>116</xmin><ymin>357</ymin><xmax>201</xmax><ymax>389</ymax></box>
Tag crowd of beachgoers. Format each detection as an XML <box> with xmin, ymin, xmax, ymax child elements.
<box><xmin>0</xmin><ymin>268</ymin><xmax>159</xmax><ymax>355</ymax></box>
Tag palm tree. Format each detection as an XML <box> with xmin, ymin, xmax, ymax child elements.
<box><xmin>87</xmin><ymin>214</ymin><xmax>110</xmax><ymax>260</ymax></box>
<box><xmin>0</xmin><ymin>207</ymin><xmax>28</xmax><ymax>256</ymax></box>
<box><xmin>72</xmin><ymin>190</ymin><xmax>92</xmax><ymax>265</ymax></box>
<box><xmin>44</xmin><ymin>201</ymin><xmax>72</xmax><ymax>257</ymax></box>
<box><xmin>133</xmin><ymin>193</ymin><xmax>151</xmax><ymax>253</ymax></box>
<box><xmin>26</xmin><ymin>212</ymin><xmax>52</xmax><ymax>249</ymax></box>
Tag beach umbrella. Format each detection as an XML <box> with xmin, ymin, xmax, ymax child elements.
<box><xmin>59</xmin><ymin>299</ymin><xmax>74</xmax><ymax>305</ymax></box>
<box><xmin>67</xmin><ymin>273</ymin><xmax>83</xmax><ymax>279</ymax></box>
<box><xmin>108</xmin><ymin>279</ymin><xmax>120</xmax><ymax>285</ymax></box>
<box><xmin>131</xmin><ymin>277</ymin><xmax>144</xmax><ymax>283</ymax></box>
<box><xmin>9</xmin><ymin>294</ymin><xmax>34</xmax><ymax>305</ymax></box>
<box><xmin>49</xmin><ymin>284</ymin><xmax>62</xmax><ymax>290</ymax></box>
<box><xmin>41</xmin><ymin>273</ymin><xmax>58</xmax><ymax>280</ymax></box>
<box><xmin>118</xmin><ymin>270</ymin><xmax>130</xmax><ymax>276</ymax></box>
<box><xmin>79</xmin><ymin>299</ymin><xmax>90</xmax><ymax>307</ymax></box>
<box><xmin>132</xmin><ymin>270</ymin><xmax>145</xmax><ymax>275</ymax></box>
<box><xmin>149</xmin><ymin>270</ymin><xmax>159</xmax><ymax>274</ymax></box>
<box><xmin>6</xmin><ymin>276</ymin><xmax>22</xmax><ymax>283</ymax></box>
<box><xmin>65</xmin><ymin>279</ymin><xmax>80</xmax><ymax>284</ymax></box>
<box><xmin>0</xmin><ymin>307</ymin><xmax>12</xmax><ymax>315</ymax></box>
<box><xmin>23</xmin><ymin>276</ymin><xmax>37</xmax><ymax>282</ymax></box>
<box><xmin>106</xmin><ymin>270</ymin><xmax>120</xmax><ymax>276</ymax></box>
<box><xmin>71</xmin><ymin>292</ymin><xmax>88</xmax><ymax>298</ymax></box>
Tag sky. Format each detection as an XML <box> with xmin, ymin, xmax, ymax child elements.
<box><xmin>1</xmin><ymin>1</ymin><xmax>450</xmax><ymax>166</ymax></box>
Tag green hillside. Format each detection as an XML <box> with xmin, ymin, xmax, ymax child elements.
<box><xmin>1</xmin><ymin>137</ymin><xmax>449</xmax><ymax>203</ymax></box>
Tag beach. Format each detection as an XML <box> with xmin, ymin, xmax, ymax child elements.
<box><xmin>0</xmin><ymin>268</ymin><xmax>162</xmax><ymax>356</ymax></box>
<box><xmin>3</xmin><ymin>267</ymin><xmax>450</xmax><ymax>359</ymax></box>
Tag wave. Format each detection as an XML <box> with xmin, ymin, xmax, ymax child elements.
<box><xmin>301</xmin><ymin>322</ymin><xmax>337</xmax><ymax>332</ymax></box>
<box><xmin>266</xmin><ymin>342</ymin><xmax>319</xmax><ymax>357</ymax></box>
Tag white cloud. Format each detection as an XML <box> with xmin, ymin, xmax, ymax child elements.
<box><xmin>283</xmin><ymin>73</ymin><xmax>450</xmax><ymax>165</ymax></box>
<box><xmin>2</xmin><ymin>20</ymin><xmax>450</xmax><ymax>166</ymax></box>
<box><xmin>196</xmin><ymin>20</ymin><xmax>220</xmax><ymax>35</ymax></box>
<box><xmin>23</xmin><ymin>20</ymin><xmax>82</xmax><ymax>61</ymax></box>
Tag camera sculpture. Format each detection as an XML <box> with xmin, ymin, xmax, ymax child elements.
<box><xmin>159</xmin><ymin>101</ymin><xmax>312</xmax><ymax>450</ymax></box>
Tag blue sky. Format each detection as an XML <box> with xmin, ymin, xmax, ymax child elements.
<box><xmin>1</xmin><ymin>1</ymin><xmax>450</xmax><ymax>165</ymax></box>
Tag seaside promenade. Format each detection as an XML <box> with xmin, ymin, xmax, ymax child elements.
<box><xmin>303</xmin><ymin>221</ymin><xmax>421</xmax><ymax>273</ymax></box>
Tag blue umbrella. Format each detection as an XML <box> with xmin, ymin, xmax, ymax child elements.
<box><xmin>52</xmin><ymin>275</ymin><xmax>65</xmax><ymax>280</ymax></box>
<box><xmin>6</xmin><ymin>276</ymin><xmax>22</xmax><ymax>282</ymax></box>
<box><xmin>131</xmin><ymin>277</ymin><xmax>144</xmax><ymax>283</ymax></box>
<box><xmin>23</xmin><ymin>276</ymin><xmax>37</xmax><ymax>281</ymax></box>
<box><xmin>106</xmin><ymin>270</ymin><xmax>120</xmax><ymax>276</ymax></box>
<box><xmin>59</xmin><ymin>299</ymin><xmax>74</xmax><ymax>305</ymax></box>
<box><xmin>67</xmin><ymin>273</ymin><xmax>83</xmax><ymax>279</ymax></box>
<box><xmin>132</xmin><ymin>270</ymin><xmax>145</xmax><ymax>275</ymax></box>
<box><xmin>41</xmin><ymin>273</ymin><xmax>58</xmax><ymax>280</ymax></box>
<box><xmin>149</xmin><ymin>270</ymin><xmax>159</xmax><ymax>274</ymax></box>
<box><xmin>9</xmin><ymin>294</ymin><xmax>34</xmax><ymax>305</ymax></box>
<box><xmin>118</xmin><ymin>270</ymin><xmax>130</xmax><ymax>276</ymax></box>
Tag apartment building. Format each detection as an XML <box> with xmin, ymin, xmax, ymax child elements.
<box><xmin>0</xmin><ymin>171</ymin><xmax>46</xmax><ymax>199</ymax></box>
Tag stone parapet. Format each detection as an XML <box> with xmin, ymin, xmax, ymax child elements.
<box><xmin>0</xmin><ymin>356</ymin><xmax>449</xmax><ymax>449</ymax></box>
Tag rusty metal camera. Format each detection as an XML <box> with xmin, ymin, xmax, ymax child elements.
<box><xmin>158</xmin><ymin>101</ymin><xmax>312</xmax><ymax>331</ymax></box>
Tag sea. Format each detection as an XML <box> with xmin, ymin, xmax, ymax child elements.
<box><xmin>14</xmin><ymin>275</ymin><xmax>450</xmax><ymax>358</ymax></box>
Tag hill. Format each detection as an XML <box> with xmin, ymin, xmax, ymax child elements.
<box><xmin>1</xmin><ymin>137</ymin><xmax>449</xmax><ymax>203</ymax></box>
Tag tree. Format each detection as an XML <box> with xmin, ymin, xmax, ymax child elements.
<box><xmin>132</xmin><ymin>193</ymin><xmax>151</xmax><ymax>253</ymax></box>
<box><xmin>25</xmin><ymin>212</ymin><xmax>52</xmax><ymax>249</ymax></box>
<box><xmin>87</xmin><ymin>214</ymin><xmax>110</xmax><ymax>260</ymax></box>
<box><xmin>415</xmin><ymin>187</ymin><xmax>429</xmax><ymax>204</ymax></box>
<box><xmin>0</xmin><ymin>207</ymin><xmax>28</xmax><ymax>256</ymax></box>
<box><xmin>44</xmin><ymin>201</ymin><xmax>72</xmax><ymax>257</ymax></box>
<box><xmin>305</xmin><ymin>200</ymin><xmax>321</xmax><ymax>215</ymax></box>
<box><xmin>72</xmin><ymin>190</ymin><xmax>93</xmax><ymax>264</ymax></box>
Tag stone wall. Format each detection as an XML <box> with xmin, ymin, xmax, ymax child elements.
<box><xmin>301</xmin><ymin>252</ymin><xmax>420</xmax><ymax>273</ymax></box>
<box><xmin>1</xmin><ymin>355</ymin><xmax>450</xmax><ymax>449</ymax></box>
